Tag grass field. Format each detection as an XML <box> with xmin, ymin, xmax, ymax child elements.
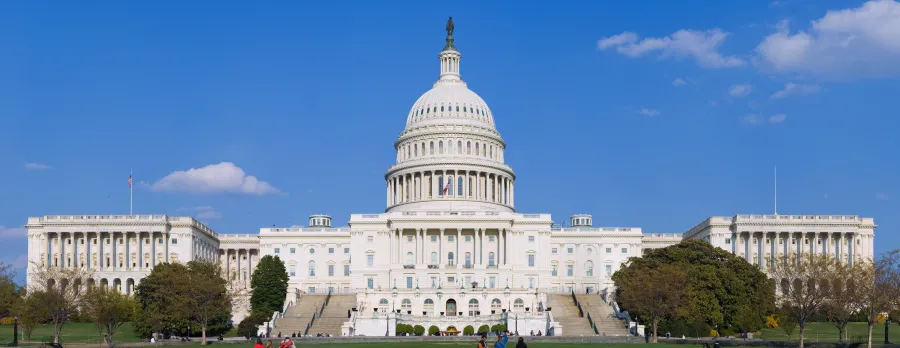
<box><xmin>0</xmin><ymin>322</ymin><xmax>141</xmax><ymax>344</ymax></box>
<box><xmin>758</xmin><ymin>322</ymin><xmax>887</xmax><ymax>343</ymax></box>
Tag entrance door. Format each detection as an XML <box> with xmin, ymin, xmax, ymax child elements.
<box><xmin>446</xmin><ymin>299</ymin><xmax>457</xmax><ymax>316</ymax></box>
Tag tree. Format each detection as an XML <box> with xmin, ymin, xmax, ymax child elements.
<box><xmin>26</xmin><ymin>264</ymin><xmax>93</xmax><ymax>344</ymax></box>
<box><xmin>859</xmin><ymin>252</ymin><xmax>900</xmax><ymax>348</ymax></box>
<box><xmin>14</xmin><ymin>294</ymin><xmax>42</xmax><ymax>341</ymax></box>
<box><xmin>237</xmin><ymin>312</ymin><xmax>268</xmax><ymax>338</ymax></box>
<box><xmin>767</xmin><ymin>253</ymin><xmax>834</xmax><ymax>348</ymax></box>
<box><xmin>477</xmin><ymin>324</ymin><xmax>490</xmax><ymax>334</ymax></box>
<box><xmin>80</xmin><ymin>286</ymin><xmax>138</xmax><ymax>348</ymax></box>
<box><xmin>0</xmin><ymin>261</ymin><xmax>22</xmax><ymax>318</ymax></box>
<box><xmin>428</xmin><ymin>325</ymin><xmax>440</xmax><ymax>336</ymax></box>
<box><xmin>413</xmin><ymin>324</ymin><xmax>425</xmax><ymax>336</ymax></box>
<box><xmin>134</xmin><ymin>263</ymin><xmax>192</xmax><ymax>338</ymax></box>
<box><xmin>823</xmin><ymin>260</ymin><xmax>862</xmax><ymax>345</ymax></box>
<box><xmin>463</xmin><ymin>325</ymin><xmax>475</xmax><ymax>336</ymax></box>
<box><xmin>778</xmin><ymin>308</ymin><xmax>797</xmax><ymax>341</ymax></box>
<box><xmin>186</xmin><ymin>261</ymin><xmax>232</xmax><ymax>345</ymax></box>
<box><xmin>250</xmin><ymin>255</ymin><xmax>289</xmax><ymax>317</ymax></box>
<box><xmin>613</xmin><ymin>240</ymin><xmax>775</xmax><ymax>333</ymax></box>
<box><xmin>615</xmin><ymin>263</ymin><xmax>689</xmax><ymax>342</ymax></box>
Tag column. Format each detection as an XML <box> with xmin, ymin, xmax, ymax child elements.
<box><xmin>165</xmin><ymin>232</ymin><xmax>170</xmax><ymax>263</ymax></box>
<box><xmin>743</xmin><ymin>232</ymin><xmax>749</xmax><ymax>262</ymax></box>
<box><xmin>847</xmin><ymin>233</ymin><xmax>854</xmax><ymax>265</ymax></box>
<box><xmin>100</xmin><ymin>233</ymin><xmax>105</xmax><ymax>269</ymax></box>
<box><xmin>386</xmin><ymin>180</ymin><xmax>391</xmax><ymax>206</ymax></box>
<box><xmin>397</xmin><ymin>230</ymin><xmax>402</xmax><ymax>265</ymax></box>
<box><xmin>389</xmin><ymin>229</ymin><xmax>394</xmax><ymax>264</ymax></box>
<box><xmin>111</xmin><ymin>232</ymin><xmax>116</xmax><ymax>270</ymax></box>
<box><xmin>237</xmin><ymin>249</ymin><xmax>242</xmax><ymax>281</ymax></box>
<box><xmin>455</xmin><ymin>229</ymin><xmax>460</xmax><ymax>266</ymax></box>
<box><xmin>499</xmin><ymin>229</ymin><xmax>504</xmax><ymax>266</ymax></box>
<box><xmin>248</xmin><ymin>251</ymin><xmax>253</xmax><ymax>281</ymax></box>
<box><xmin>421</xmin><ymin>229</ymin><xmax>426</xmax><ymax>264</ymax></box>
<box><xmin>440</xmin><ymin>229</ymin><xmax>445</xmax><ymax>265</ymax></box>
<box><xmin>86</xmin><ymin>233</ymin><xmax>92</xmax><ymax>269</ymax></box>
<box><xmin>45</xmin><ymin>234</ymin><xmax>50</xmax><ymax>268</ymax></box>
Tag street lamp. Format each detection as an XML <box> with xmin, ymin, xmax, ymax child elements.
<box><xmin>886</xmin><ymin>319</ymin><xmax>892</xmax><ymax>344</ymax></box>
<box><xmin>12</xmin><ymin>316</ymin><xmax>18</xmax><ymax>346</ymax></box>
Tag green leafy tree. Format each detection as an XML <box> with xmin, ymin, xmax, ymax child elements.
<box><xmin>186</xmin><ymin>261</ymin><xmax>232</xmax><ymax>345</ymax></box>
<box><xmin>26</xmin><ymin>265</ymin><xmax>93</xmax><ymax>344</ymax></box>
<box><xmin>463</xmin><ymin>325</ymin><xmax>475</xmax><ymax>336</ymax></box>
<box><xmin>250</xmin><ymin>255</ymin><xmax>289</xmax><ymax>316</ymax></box>
<box><xmin>778</xmin><ymin>307</ymin><xmax>798</xmax><ymax>341</ymax></box>
<box><xmin>613</xmin><ymin>240</ymin><xmax>775</xmax><ymax>333</ymax></box>
<box><xmin>428</xmin><ymin>325</ymin><xmax>440</xmax><ymax>336</ymax></box>
<box><xmin>14</xmin><ymin>294</ymin><xmax>42</xmax><ymax>341</ymax></box>
<box><xmin>0</xmin><ymin>262</ymin><xmax>22</xmax><ymax>318</ymax></box>
<box><xmin>237</xmin><ymin>312</ymin><xmax>268</xmax><ymax>338</ymax></box>
<box><xmin>614</xmin><ymin>263</ymin><xmax>689</xmax><ymax>342</ymax></box>
<box><xmin>134</xmin><ymin>263</ymin><xmax>192</xmax><ymax>338</ymax></box>
<box><xmin>81</xmin><ymin>286</ymin><xmax>138</xmax><ymax>348</ymax></box>
<box><xmin>413</xmin><ymin>324</ymin><xmax>425</xmax><ymax>336</ymax></box>
<box><xmin>477</xmin><ymin>324</ymin><xmax>490</xmax><ymax>334</ymax></box>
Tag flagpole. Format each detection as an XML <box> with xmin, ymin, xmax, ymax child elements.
<box><xmin>774</xmin><ymin>166</ymin><xmax>777</xmax><ymax>216</ymax></box>
<box><xmin>130</xmin><ymin>169</ymin><xmax>133</xmax><ymax>216</ymax></box>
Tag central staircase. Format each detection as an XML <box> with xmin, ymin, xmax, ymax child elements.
<box><xmin>575</xmin><ymin>294</ymin><xmax>630</xmax><ymax>336</ymax></box>
<box><xmin>546</xmin><ymin>294</ymin><xmax>595</xmax><ymax>336</ymax></box>
<box><xmin>307</xmin><ymin>294</ymin><xmax>356</xmax><ymax>336</ymax></box>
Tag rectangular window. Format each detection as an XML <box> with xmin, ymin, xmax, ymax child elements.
<box><xmin>489</xmin><ymin>236</ymin><xmax>495</xmax><ymax>242</ymax></box>
<box><xmin>567</xmin><ymin>265</ymin><xmax>573</xmax><ymax>276</ymax></box>
<box><xmin>344</xmin><ymin>264</ymin><xmax>350</xmax><ymax>276</ymax></box>
<box><xmin>552</xmin><ymin>265</ymin><xmax>558</xmax><ymax>276</ymax></box>
<box><xmin>368</xmin><ymin>236</ymin><xmax>374</xmax><ymax>243</ymax></box>
<box><xmin>290</xmin><ymin>248</ymin><xmax>296</xmax><ymax>254</ymax></box>
<box><xmin>431</xmin><ymin>277</ymin><xmax>437</xmax><ymax>288</ymax></box>
<box><xmin>406</xmin><ymin>276</ymin><xmax>413</xmax><ymax>289</ymax></box>
<box><xmin>605</xmin><ymin>265</ymin><xmax>612</xmax><ymax>276</ymax></box>
<box><xmin>448</xmin><ymin>236</ymin><xmax>455</xmax><ymax>242</ymax></box>
<box><xmin>328</xmin><ymin>247</ymin><xmax>334</xmax><ymax>254</ymax></box>
<box><xmin>527</xmin><ymin>254</ymin><xmax>535</xmax><ymax>267</ymax></box>
<box><xmin>489</xmin><ymin>276</ymin><xmax>496</xmax><ymax>288</ymax></box>
<box><xmin>289</xmin><ymin>266</ymin><xmax>296</xmax><ymax>277</ymax></box>
<box><xmin>552</xmin><ymin>248</ymin><xmax>558</xmax><ymax>254</ymax></box>
<box><xmin>308</xmin><ymin>287</ymin><xmax>316</xmax><ymax>293</ymax></box>
<box><xmin>431</xmin><ymin>235</ymin><xmax>437</xmax><ymax>242</ymax></box>
<box><xmin>171</xmin><ymin>239</ymin><xmax>177</xmax><ymax>245</ymax></box>
<box><xmin>621</xmin><ymin>247</ymin><xmax>628</xmax><ymax>254</ymax></box>
<box><xmin>367</xmin><ymin>278</ymin><xmax>374</xmax><ymax>289</ymax></box>
<box><xmin>274</xmin><ymin>248</ymin><xmax>281</xmax><ymax>254</ymax></box>
<box><xmin>408</xmin><ymin>236</ymin><xmax>413</xmax><ymax>242</ymax></box>
<box><xmin>367</xmin><ymin>255</ymin><xmax>374</xmax><ymax>267</ymax></box>
<box><xmin>465</xmin><ymin>276</ymin><xmax>472</xmax><ymax>287</ymax></box>
<box><xmin>725</xmin><ymin>238</ymin><xmax>731</xmax><ymax>244</ymax></box>
<box><xmin>328</xmin><ymin>265</ymin><xmax>335</xmax><ymax>276</ymax></box>
<box><xmin>448</xmin><ymin>276</ymin><xmax>455</xmax><ymax>283</ymax></box>
<box><xmin>605</xmin><ymin>247</ymin><xmax>611</xmax><ymax>253</ymax></box>
<box><xmin>465</xmin><ymin>236</ymin><xmax>471</xmax><ymax>242</ymax></box>
<box><xmin>529</xmin><ymin>278</ymin><xmax>534</xmax><ymax>288</ymax></box>
<box><xmin>567</xmin><ymin>248</ymin><xmax>573</xmax><ymax>254</ymax></box>
<box><xmin>344</xmin><ymin>247</ymin><xmax>350</xmax><ymax>253</ymax></box>
<box><xmin>528</xmin><ymin>236</ymin><xmax>535</xmax><ymax>242</ymax></box>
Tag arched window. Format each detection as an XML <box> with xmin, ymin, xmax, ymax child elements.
<box><xmin>467</xmin><ymin>141</ymin><xmax>471</xmax><ymax>154</ymax></box>
<box><xmin>414</xmin><ymin>144</ymin><xmax>418</xmax><ymax>157</ymax></box>
<box><xmin>458</xmin><ymin>177</ymin><xmax>463</xmax><ymax>195</ymax></box>
<box><xmin>439</xmin><ymin>141</ymin><xmax>444</xmax><ymax>154</ymax></box>
<box><xmin>448</xmin><ymin>252</ymin><xmax>455</xmax><ymax>265</ymax></box>
<box><xmin>475</xmin><ymin>142</ymin><xmax>480</xmax><ymax>156</ymax></box>
<box><xmin>465</xmin><ymin>252</ymin><xmax>471</xmax><ymax>267</ymax></box>
<box><xmin>401</xmin><ymin>299</ymin><xmax>412</xmax><ymax>312</ymax></box>
<box><xmin>438</xmin><ymin>177</ymin><xmax>444</xmax><ymax>196</ymax></box>
<box><xmin>483</xmin><ymin>144</ymin><xmax>487</xmax><ymax>157</ymax></box>
<box><xmin>424</xmin><ymin>298</ymin><xmax>435</xmax><ymax>314</ymax></box>
<box><xmin>457</xmin><ymin>141</ymin><xmax>462</xmax><ymax>154</ymax></box>
<box><xmin>489</xmin><ymin>146</ymin><xmax>492</xmax><ymax>159</ymax></box>
<box><xmin>431</xmin><ymin>252</ymin><xmax>437</xmax><ymax>265</ymax></box>
<box><xmin>308</xmin><ymin>261</ymin><xmax>316</xmax><ymax>276</ymax></box>
<box><xmin>488</xmin><ymin>252</ymin><xmax>495</xmax><ymax>266</ymax></box>
<box><xmin>586</xmin><ymin>261</ymin><xmax>594</xmax><ymax>276</ymax></box>
<box><xmin>491</xmin><ymin>299</ymin><xmax>502</xmax><ymax>311</ymax></box>
<box><xmin>468</xmin><ymin>299</ymin><xmax>480</xmax><ymax>316</ymax></box>
<box><xmin>447</xmin><ymin>175</ymin><xmax>453</xmax><ymax>194</ymax></box>
<box><xmin>456</xmin><ymin>105</ymin><xmax>459</xmax><ymax>112</ymax></box>
<box><xmin>430</xmin><ymin>142</ymin><xmax>434</xmax><ymax>155</ymax></box>
<box><xmin>586</xmin><ymin>247</ymin><xmax>593</xmax><ymax>254</ymax></box>
<box><xmin>514</xmin><ymin>298</ymin><xmax>524</xmax><ymax>311</ymax></box>
<box><xmin>406</xmin><ymin>252</ymin><xmax>413</xmax><ymax>266</ymax></box>
<box><xmin>379</xmin><ymin>298</ymin><xmax>389</xmax><ymax>313</ymax></box>
<box><xmin>463</xmin><ymin>106</ymin><xmax>467</xmax><ymax>112</ymax></box>
<box><xmin>407</xmin><ymin>146</ymin><xmax>411</xmax><ymax>159</ymax></box>
<box><xmin>440</xmin><ymin>105</ymin><xmax>444</xmax><ymax>112</ymax></box>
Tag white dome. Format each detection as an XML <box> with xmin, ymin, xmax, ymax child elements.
<box><xmin>405</xmin><ymin>81</ymin><xmax>496</xmax><ymax>130</ymax></box>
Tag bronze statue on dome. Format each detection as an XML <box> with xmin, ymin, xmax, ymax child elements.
<box><xmin>446</xmin><ymin>17</ymin><xmax>454</xmax><ymax>36</ymax></box>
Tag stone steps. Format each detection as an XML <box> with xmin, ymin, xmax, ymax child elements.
<box><xmin>546</xmin><ymin>294</ymin><xmax>595</xmax><ymax>336</ymax></box>
<box><xmin>308</xmin><ymin>295</ymin><xmax>355</xmax><ymax>335</ymax></box>
<box><xmin>575</xmin><ymin>294</ymin><xmax>630</xmax><ymax>336</ymax></box>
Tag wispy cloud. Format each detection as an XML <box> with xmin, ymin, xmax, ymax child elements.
<box><xmin>876</xmin><ymin>192</ymin><xmax>889</xmax><ymax>200</ymax></box>
<box><xmin>151</xmin><ymin>162</ymin><xmax>281</xmax><ymax>195</ymax></box>
<box><xmin>743</xmin><ymin>113</ymin><xmax>787</xmax><ymax>125</ymax></box>
<box><xmin>24</xmin><ymin>163</ymin><xmax>50</xmax><ymax>170</ymax></box>
<box><xmin>769</xmin><ymin>113</ymin><xmax>788</xmax><ymax>124</ymax></box>
<box><xmin>598</xmin><ymin>29</ymin><xmax>745</xmax><ymax>69</ymax></box>
<box><xmin>0</xmin><ymin>226</ymin><xmax>26</xmax><ymax>239</ymax></box>
<box><xmin>638</xmin><ymin>108</ymin><xmax>661</xmax><ymax>116</ymax></box>
<box><xmin>672</xmin><ymin>78</ymin><xmax>687</xmax><ymax>87</ymax></box>
<box><xmin>729</xmin><ymin>84</ymin><xmax>753</xmax><ymax>97</ymax></box>
<box><xmin>177</xmin><ymin>206</ymin><xmax>223</xmax><ymax>220</ymax></box>
<box><xmin>770</xmin><ymin>82</ymin><xmax>821</xmax><ymax>99</ymax></box>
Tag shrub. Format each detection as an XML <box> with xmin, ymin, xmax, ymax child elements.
<box><xmin>0</xmin><ymin>317</ymin><xmax>14</xmax><ymax>325</ymax></box>
<box><xmin>765</xmin><ymin>314</ymin><xmax>779</xmax><ymax>328</ymax></box>
<box><xmin>413</xmin><ymin>324</ymin><xmax>425</xmax><ymax>336</ymax></box>
<box><xmin>237</xmin><ymin>312</ymin><xmax>268</xmax><ymax>338</ymax></box>
<box><xmin>428</xmin><ymin>325</ymin><xmax>440</xmax><ymax>336</ymax></box>
<box><xmin>463</xmin><ymin>325</ymin><xmax>475</xmax><ymax>336</ymax></box>
<box><xmin>477</xmin><ymin>324</ymin><xmax>490</xmax><ymax>334</ymax></box>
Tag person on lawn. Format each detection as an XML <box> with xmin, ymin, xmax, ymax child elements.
<box><xmin>494</xmin><ymin>330</ymin><xmax>509</xmax><ymax>348</ymax></box>
<box><xmin>478</xmin><ymin>335</ymin><xmax>488</xmax><ymax>348</ymax></box>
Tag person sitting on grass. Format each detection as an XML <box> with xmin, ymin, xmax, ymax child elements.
<box><xmin>516</xmin><ymin>337</ymin><xmax>527</xmax><ymax>348</ymax></box>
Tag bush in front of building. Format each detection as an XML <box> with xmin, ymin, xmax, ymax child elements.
<box><xmin>490</xmin><ymin>324</ymin><xmax>507</xmax><ymax>334</ymax></box>
<box><xmin>477</xmin><ymin>324</ymin><xmax>489</xmax><ymax>335</ymax></box>
<box><xmin>463</xmin><ymin>325</ymin><xmax>475</xmax><ymax>336</ymax></box>
<box><xmin>413</xmin><ymin>324</ymin><xmax>425</xmax><ymax>336</ymax></box>
<box><xmin>428</xmin><ymin>325</ymin><xmax>440</xmax><ymax>336</ymax></box>
<box><xmin>395</xmin><ymin>323</ymin><xmax>412</xmax><ymax>336</ymax></box>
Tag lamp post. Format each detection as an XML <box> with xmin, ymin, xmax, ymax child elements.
<box><xmin>12</xmin><ymin>316</ymin><xmax>18</xmax><ymax>346</ymax></box>
<box><xmin>886</xmin><ymin>319</ymin><xmax>891</xmax><ymax>344</ymax></box>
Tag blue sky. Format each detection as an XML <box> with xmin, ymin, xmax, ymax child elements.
<box><xmin>1</xmin><ymin>0</ymin><xmax>898</xmax><ymax>283</ymax></box>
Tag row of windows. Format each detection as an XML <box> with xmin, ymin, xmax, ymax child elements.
<box><xmin>55</xmin><ymin>238</ymin><xmax>171</xmax><ymax>245</ymax></box>
<box><xmin>402</xmin><ymin>251</ymin><xmax>500</xmax><ymax>267</ymax></box>
<box><xmin>288</xmin><ymin>262</ymin><xmax>351</xmax><ymax>277</ymax></box>
<box><xmin>398</xmin><ymin>139</ymin><xmax>502</xmax><ymax>162</ymax></box>
<box><xmin>412</xmin><ymin>104</ymin><xmax>489</xmax><ymax>119</ymax></box>
<box><xmin>551</xmin><ymin>247</ymin><xmax>629</xmax><ymax>254</ymax></box>
<box><xmin>379</xmin><ymin>298</ymin><xmax>523</xmax><ymax>314</ymax></box>
<box><xmin>725</xmin><ymin>237</ymin><xmax>860</xmax><ymax>245</ymax></box>
<box><xmin>274</xmin><ymin>247</ymin><xmax>350</xmax><ymax>254</ymax></box>
<box><xmin>550</xmin><ymin>262</ymin><xmax>614</xmax><ymax>277</ymax></box>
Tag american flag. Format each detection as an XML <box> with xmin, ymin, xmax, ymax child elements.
<box><xmin>128</xmin><ymin>175</ymin><xmax>132</xmax><ymax>188</ymax></box>
<box><xmin>442</xmin><ymin>181</ymin><xmax>451</xmax><ymax>194</ymax></box>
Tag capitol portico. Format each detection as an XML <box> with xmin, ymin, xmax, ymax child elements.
<box><xmin>23</xmin><ymin>19</ymin><xmax>876</xmax><ymax>337</ymax></box>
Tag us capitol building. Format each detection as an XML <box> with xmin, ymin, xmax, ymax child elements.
<box><xmin>24</xmin><ymin>20</ymin><xmax>876</xmax><ymax>337</ymax></box>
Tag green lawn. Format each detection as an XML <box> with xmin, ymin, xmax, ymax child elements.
<box><xmin>758</xmin><ymin>322</ymin><xmax>888</xmax><ymax>343</ymax></box>
<box><xmin>0</xmin><ymin>322</ymin><xmax>141</xmax><ymax>344</ymax></box>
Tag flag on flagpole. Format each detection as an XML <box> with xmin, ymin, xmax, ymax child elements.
<box><xmin>442</xmin><ymin>181</ymin><xmax>451</xmax><ymax>194</ymax></box>
<box><xmin>128</xmin><ymin>174</ymin><xmax>133</xmax><ymax>188</ymax></box>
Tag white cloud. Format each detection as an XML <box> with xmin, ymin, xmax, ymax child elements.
<box><xmin>876</xmin><ymin>192</ymin><xmax>889</xmax><ymax>200</ymax></box>
<box><xmin>729</xmin><ymin>83</ymin><xmax>753</xmax><ymax>97</ymax></box>
<box><xmin>770</xmin><ymin>82</ymin><xmax>821</xmax><ymax>99</ymax></box>
<box><xmin>0</xmin><ymin>226</ymin><xmax>26</xmax><ymax>239</ymax></box>
<box><xmin>755</xmin><ymin>0</ymin><xmax>900</xmax><ymax>79</ymax></box>
<box><xmin>769</xmin><ymin>113</ymin><xmax>788</xmax><ymax>124</ymax></box>
<box><xmin>24</xmin><ymin>163</ymin><xmax>50</xmax><ymax>170</ymax></box>
<box><xmin>638</xmin><ymin>108</ymin><xmax>661</xmax><ymax>116</ymax></box>
<box><xmin>672</xmin><ymin>78</ymin><xmax>687</xmax><ymax>87</ymax></box>
<box><xmin>151</xmin><ymin>162</ymin><xmax>281</xmax><ymax>195</ymax></box>
<box><xmin>743</xmin><ymin>113</ymin><xmax>787</xmax><ymax>125</ymax></box>
<box><xmin>598</xmin><ymin>29</ymin><xmax>745</xmax><ymax>68</ymax></box>
<box><xmin>178</xmin><ymin>206</ymin><xmax>222</xmax><ymax>220</ymax></box>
